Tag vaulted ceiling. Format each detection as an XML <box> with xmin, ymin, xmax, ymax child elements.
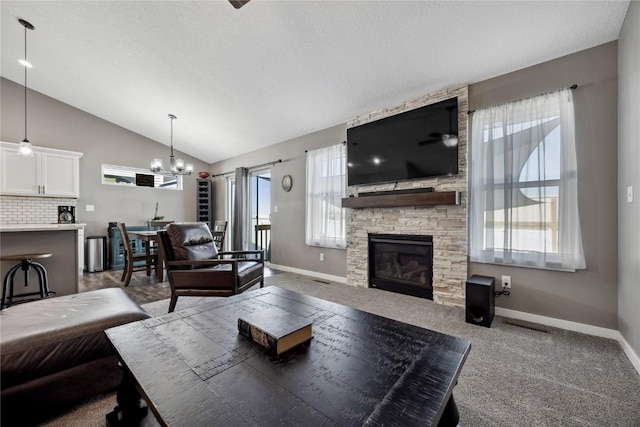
<box><xmin>0</xmin><ymin>1</ymin><xmax>630</xmax><ymax>164</ymax></box>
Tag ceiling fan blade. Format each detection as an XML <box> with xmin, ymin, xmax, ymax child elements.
<box><xmin>418</xmin><ymin>138</ymin><xmax>440</xmax><ymax>146</ymax></box>
<box><xmin>229</xmin><ymin>0</ymin><xmax>251</xmax><ymax>9</ymax></box>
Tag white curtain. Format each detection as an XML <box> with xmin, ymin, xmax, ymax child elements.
<box><xmin>305</xmin><ymin>143</ymin><xmax>347</xmax><ymax>249</ymax></box>
<box><xmin>469</xmin><ymin>89</ymin><xmax>585</xmax><ymax>270</ymax></box>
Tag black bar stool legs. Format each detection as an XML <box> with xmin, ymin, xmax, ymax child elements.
<box><xmin>1</xmin><ymin>253</ymin><xmax>54</xmax><ymax>309</ymax></box>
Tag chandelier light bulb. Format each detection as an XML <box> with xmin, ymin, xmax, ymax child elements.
<box><xmin>150</xmin><ymin>158</ymin><xmax>163</xmax><ymax>173</ymax></box>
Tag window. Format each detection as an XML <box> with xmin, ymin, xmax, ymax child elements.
<box><xmin>469</xmin><ymin>89</ymin><xmax>585</xmax><ymax>270</ymax></box>
<box><xmin>101</xmin><ymin>164</ymin><xmax>182</xmax><ymax>190</ymax></box>
<box><xmin>305</xmin><ymin>144</ymin><xmax>347</xmax><ymax>249</ymax></box>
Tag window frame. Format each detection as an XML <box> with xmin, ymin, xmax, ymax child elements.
<box><xmin>101</xmin><ymin>164</ymin><xmax>183</xmax><ymax>190</ymax></box>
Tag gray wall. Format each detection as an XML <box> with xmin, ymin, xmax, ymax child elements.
<box><xmin>211</xmin><ymin>125</ymin><xmax>348</xmax><ymax>278</ymax></box>
<box><xmin>618</xmin><ymin>2</ymin><xmax>640</xmax><ymax>358</ymax></box>
<box><xmin>468</xmin><ymin>42</ymin><xmax>619</xmax><ymax>329</ymax></box>
<box><xmin>1</xmin><ymin>33</ymin><xmax>630</xmax><ymax>332</ymax></box>
<box><xmin>213</xmin><ymin>42</ymin><xmax>621</xmax><ymax>329</ymax></box>
<box><xmin>0</xmin><ymin>78</ymin><xmax>210</xmax><ymax>237</ymax></box>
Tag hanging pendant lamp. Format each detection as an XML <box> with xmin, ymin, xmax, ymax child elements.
<box><xmin>18</xmin><ymin>18</ymin><xmax>35</xmax><ymax>156</ymax></box>
<box><xmin>150</xmin><ymin>114</ymin><xmax>193</xmax><ymax>176</ymax></box>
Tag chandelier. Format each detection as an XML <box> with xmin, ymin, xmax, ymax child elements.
<box><xmin>150</xmin><ymin>114</ymin><xmax>193</xmax><ymax>176</ymax></box>
<box><xmin>18</xmin><ymin>18</ymin><xmax>35</xmax><ymax>156</ymax></box>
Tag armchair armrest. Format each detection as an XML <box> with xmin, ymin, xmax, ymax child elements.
<box><xmin>218</xmin><ymin>250</ymin><xmax>264</xmax><ymax>261</ymax></box>
<box><xmin>165</xmin><ymin>259</ymin><xmax>239</xmax><ymax>268</ymax></box>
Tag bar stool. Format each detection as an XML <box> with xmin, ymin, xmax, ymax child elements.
<box><xmin>1</xmin><ymin>253</ymin><xmax>54</xmax><ymax>309</ymax></box>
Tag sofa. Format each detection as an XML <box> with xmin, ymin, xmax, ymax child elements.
<box><xmin>0</xmin><ymin>288</ymin><xmax>150</xmax><ymax>425</ymax></box>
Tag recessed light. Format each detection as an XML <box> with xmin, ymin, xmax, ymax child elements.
<box><xmin>18</xmin><ymin>59</ymin><xmax>32</xmax><ymax>68</ymax></box>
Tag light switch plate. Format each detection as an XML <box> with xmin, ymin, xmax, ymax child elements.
<box><xmin>86</xmin><ymin>204</ymin><xmax>95</xmax><ymax>212</ymax></box>
<box><xmin>627</xmin><ymin>186</ymin><xmax>633</xmax><ymax>203</ymax></box>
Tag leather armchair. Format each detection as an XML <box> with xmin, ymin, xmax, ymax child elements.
<box><xmin>157</xmin><ymin>222</ymin><xmax>264</xmax><ymax>312</ymax></box>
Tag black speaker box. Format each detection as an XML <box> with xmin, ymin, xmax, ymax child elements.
<box><xmin>465</xmin><ymin>275</ymin><xmax>495</xmax><ymax>327</ymax></box>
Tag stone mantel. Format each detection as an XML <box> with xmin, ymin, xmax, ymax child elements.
<box><xmin>345</xmin><ymin>85</ymin><xmax>468</xmax><ymax>307</ymax></box>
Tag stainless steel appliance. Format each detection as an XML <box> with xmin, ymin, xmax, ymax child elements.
<box><xmin>58</xmin><ymin>206</ymin><xmax>75</xmax><ymax>224</ymax></box>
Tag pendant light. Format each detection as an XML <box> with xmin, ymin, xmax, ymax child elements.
<box><xmin>150</xmin><ymin>114</ymin><xmax>193</xmax><ymax>176</ymax></box>
<box><xmin>18</xmin><ymin>18</ymin><xmax>35</xmax><ymax>156</ymax></box>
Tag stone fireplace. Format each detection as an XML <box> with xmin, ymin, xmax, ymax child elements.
<box><xmin>345</xmin><ymin>86</ymin><xmax>468</xmax><ymax>307</ymax></box>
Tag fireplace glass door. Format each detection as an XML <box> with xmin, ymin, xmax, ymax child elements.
<box><xmin>369</xmin><ymin>234</ymin><xmax>433</xmax><ymax>300</ymax></box>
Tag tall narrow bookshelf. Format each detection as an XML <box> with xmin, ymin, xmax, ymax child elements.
<box><xmin>197</xmin><ymin>179</ymin><xmax>213</xmax><ymax>227</ymax></box>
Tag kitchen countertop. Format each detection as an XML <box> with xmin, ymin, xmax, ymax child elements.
<box><xmin>0</xmin><ymin>223</ymin><xmax>86</xmax><ymax>232</ymax></box>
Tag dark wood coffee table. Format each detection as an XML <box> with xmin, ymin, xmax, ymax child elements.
<box><xmin>105</xmin><ymin>286</ymin><xmax>471</xmax><ymax>426</ymax></box>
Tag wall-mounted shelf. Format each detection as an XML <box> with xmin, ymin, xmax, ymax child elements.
<box><xmin>341</xmin><ymin>190</ymin><xmax>459</xmax><ymax>209</ymax></box>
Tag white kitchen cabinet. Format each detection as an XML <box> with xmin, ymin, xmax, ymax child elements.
<box><xmin>0</xmin><ymin>141</ymin><xmax>83</xmax><ymax>198</ymax></box>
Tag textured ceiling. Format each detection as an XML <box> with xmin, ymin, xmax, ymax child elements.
<box><xmin>0</xmin><ymin>1</ymin><xmax>630</xmax><ymax>164</ymax></box>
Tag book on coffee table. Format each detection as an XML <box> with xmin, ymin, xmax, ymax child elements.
<box><xmin>238</xmin><ymin>309</ymin><xmax>313</xmax><ymax>355</ymax></box>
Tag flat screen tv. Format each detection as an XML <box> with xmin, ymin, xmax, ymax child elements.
<box><xmin>347</xmin><ymin>97</ymin><xmax>459</xmax><ymax>186</ymax></box>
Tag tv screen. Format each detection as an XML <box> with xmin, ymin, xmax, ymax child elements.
<box><xmin>347</xmin><ymin>97</ymin><xmax>458</xmax><ymax>186</ymax></box>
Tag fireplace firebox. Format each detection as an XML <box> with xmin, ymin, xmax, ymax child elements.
<box><xmin>368</xmin><ymin>234</ymin><xmax>433</xmax><ymax>300</ymax></box>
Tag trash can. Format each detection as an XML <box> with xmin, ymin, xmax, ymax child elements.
<box><xmin>86</xmin><ymin>235</ymin><xmax>107</xmax><ymax>272</ymax></box>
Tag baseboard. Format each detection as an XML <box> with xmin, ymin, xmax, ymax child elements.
<box><xmin>268</xmin><ymin>264</ymin><xmax>348</xmax><ymax>284</ymax></box>
<box><xmin>496</xmin><ymin>307</ymin><xmax>640</xmax><ymax>376</ymax></box>
<box><xmin>616</xmin><ymin>332</ymin><xmax>640</xmax><ymax>376</ymax></box>
<box><xmin>495</xmin><ymin>307</ymin><xmax>619</xmax><ymax>339</ymax></box>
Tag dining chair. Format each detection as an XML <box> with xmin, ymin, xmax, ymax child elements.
<box><xmin>147</xmin><ymin>220</ymin><xmax>173</xmax><ymax>255</ymax></box>
<box><xmin>117</xmin><ymin>223</ymin><xmax>159</xmax><ymax>287</ymax></box>
<box><xmin>212</xmin><ymin>220</ymin><xmax>228</xmax><ymax>251</ymax></box>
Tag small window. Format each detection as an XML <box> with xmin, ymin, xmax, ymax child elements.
<box><xmin>101</xmin><ymin>164</ymin><xmax>182</xmax><ymax>190</ymax></box>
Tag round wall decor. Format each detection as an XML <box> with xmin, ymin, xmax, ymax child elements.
<box><xmin>282</xmin><ymin>174</ymin><xmax>293</xmax><ymax>192</ymax></box>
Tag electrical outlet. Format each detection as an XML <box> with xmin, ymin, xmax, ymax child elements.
<box><xmin>320</xmin><ymin>253</ymin><xmax>325</xmax><ymax>262</ymax></box>
<box><xmin>86</xmin><ymin>204</ymin><xmax>94</xmax><ymax>212</ymax></box>
<box><xmin>501</xmin><ymin>275</ymin><xmax>511</xmax><ymax>289</ymax></box>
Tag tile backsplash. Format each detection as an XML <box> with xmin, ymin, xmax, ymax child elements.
<box><xmin>0</xmin><ymin>196</ymin><xmax>77</xmax><ymax>224</ymax></box>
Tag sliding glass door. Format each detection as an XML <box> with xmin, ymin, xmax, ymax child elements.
<box><xmin>226</xmin><ymin>168</ymin><xmax>271</xmax><ymax>258</ymax></box>
<box><xmin>225</xmin><ymin>176</ymin><xmax>235</xmax><ymax>251</ymax></box>
<box><xmin>250</xmin><ymin>169</ymin><xmax>271</xmax><ymax>261</ymax></box>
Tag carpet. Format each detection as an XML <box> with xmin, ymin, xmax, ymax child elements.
<box><xmin>43</xmin><ymin>271</ymin><xmax>640</xmax><ymax>427</ymax></box>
